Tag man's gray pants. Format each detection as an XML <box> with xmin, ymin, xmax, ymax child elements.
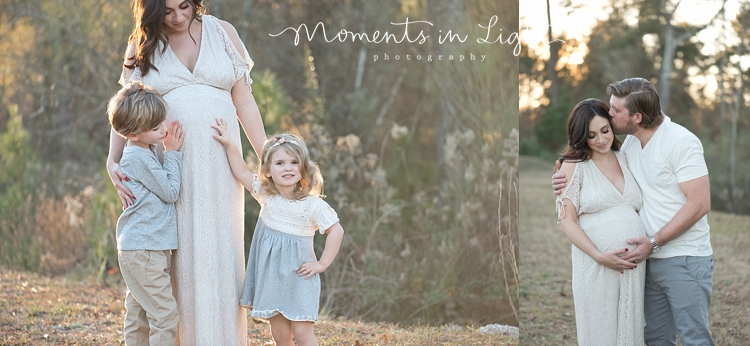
<box><xmin>644</xmin><ymin>255</ymin><xmax>714</xmax><ymax>346</ymax></box>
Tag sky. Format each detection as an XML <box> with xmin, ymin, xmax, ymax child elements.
<box><xmin>519</xmin><ymin>0</ymin><xmax>747</xmax><ymax>108</ymax></box>
<box><xmin>520</xmin><ymin>0</ymin><xmax>742</xmax><ymax>55</ymax></box>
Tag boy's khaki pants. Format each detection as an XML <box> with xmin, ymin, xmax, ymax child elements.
<box><xmin>119</xmin><ymin>250</ymin><xmax>179</xmax><ymax>346</ymax></box>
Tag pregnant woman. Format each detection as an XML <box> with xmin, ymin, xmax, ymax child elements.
<box><xmin>555</xmin><ymin>98</ymin><xmax>646</xmax><ymax>346</ymax></box>
<box><xmin>106</xmin><ymin>0</ymin><xmax>266</xmax><ymax>344</ymax></box>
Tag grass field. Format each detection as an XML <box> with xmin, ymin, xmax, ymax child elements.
<box><xmin>0</xmin><ymin>270</ymin><xmax>518</xmax><ymax>345</ymax></box>
<box><xmin>519</xmin><ymin>156</ymin><xmax>750</xmax><ymax>345</ymax></box>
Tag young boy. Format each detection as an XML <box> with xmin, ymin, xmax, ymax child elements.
<box><xmin>107</xmin><ymin>81</ymin><xmax>185</xmax><ymax>345</ymax></box>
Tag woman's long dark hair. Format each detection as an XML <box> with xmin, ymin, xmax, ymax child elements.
<box><xmin>124</xmin><ymin>0</ymin><xmax>206</xmax><ymax>75</ymax></box>
<box><xmin>558</xmin><ymin>98</ymin><xmax>622</xmax><ymax>164</ymax></box>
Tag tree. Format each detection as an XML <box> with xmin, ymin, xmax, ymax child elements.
<box><xmin>652</xmin><ymin>0</ymin><xmax>727</xmax><ymax>112</ymax></box>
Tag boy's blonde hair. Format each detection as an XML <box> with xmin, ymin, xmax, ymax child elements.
<box><xmin>259</xmin><ymin>133</ymin><xmax>324</xmax><ymax>200</ymax></box>
<box><xmin>107</xmin><ymin>81</ymin><xmax>167</xmax><ymax>137</ymax></box>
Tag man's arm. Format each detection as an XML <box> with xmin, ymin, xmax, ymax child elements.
<box><xmin>653</xmin><ymin>175</ymin><xmax>711</xmax><ymax>245</ymax></box>
<box><xmin>621</xmin><ymin>175</ymin><xmax>710</xmax><ymax>262</ymax></box>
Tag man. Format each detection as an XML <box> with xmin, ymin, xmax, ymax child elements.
<box><xmin>553</xmin><ymin>77</ymin><xmax>714</xmax><ymax>346</ymax></box>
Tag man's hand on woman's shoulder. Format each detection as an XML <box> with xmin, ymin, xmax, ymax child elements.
<box><xmin>552</xmin><ymin>160</ymin><xmax>567</xmax><ymax>195</ymax></box>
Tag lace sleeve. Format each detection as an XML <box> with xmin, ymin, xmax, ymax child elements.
<box><xmin>118</xmin><ymin>68</ymin><xmax>130</xmax><ymax>86</ymax></box>
<box><xmin>119</xmin><ymin>65</ymin><xmax>142</xmax><ymax>86</ymax></box>
<box><xmin>313</xmin><ymin>199</ymin><xmax>339</xmax><ymax>234</ymax></box>
<box><xmin>555</xmin><ymin>162</ymin><xmax>583</xmax><ymax>222</ymax></box>
<box><xmin>238</xmin><ymin>47</ymin><xmax>254</xmax><ymax>88</ymax></box>
<box><xmin>214</xmin><ymin>16</ymin><xmax>254</xmax><ymax>90</ymax></box>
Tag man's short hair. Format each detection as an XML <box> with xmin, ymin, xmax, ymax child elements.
<box><xmin>107</xmin><ymin>81</ymin><xmax>167</xmax><ymax>138</ymax></box>
<box><xmin>606</xmin><ymin>77</ymin><xmax>664</xmax><ymax>129</ymax></box>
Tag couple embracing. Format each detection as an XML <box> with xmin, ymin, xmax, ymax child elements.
<box><xmin>553</xmin><ymin>78</ymin><xmax>714</xmax><ymax>346</ymax></box>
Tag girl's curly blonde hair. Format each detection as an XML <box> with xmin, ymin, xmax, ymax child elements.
<box><xmin>258</xmin><ymin>133</ymin><xmax>324</xmax><ymax>200</ymax></box>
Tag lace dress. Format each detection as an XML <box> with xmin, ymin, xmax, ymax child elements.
<box><xmin>555</xmin><ymin>151</ymin><xmax>647</xmax><ymax>346</ymax></box>
<box><xmin>119</xmin><ymin>15</ymin><xmax>254</xmax><ymax>345</ymax></box>
<box><xmin>240</xmin><ymin>175</ymin><xmax>339</xmax><ymax>321</ymax></box>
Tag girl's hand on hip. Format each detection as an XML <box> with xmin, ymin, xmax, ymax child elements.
<box><xmin>297</xmin><ymin>261</ymin><xmax>327</xmax><ymax>279</ymax></box>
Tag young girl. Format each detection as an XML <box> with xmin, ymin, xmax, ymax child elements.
<box><xmin>212</xmin><ymin>118</ymin><xmax>344</xmax><ymax>346</ymax></box>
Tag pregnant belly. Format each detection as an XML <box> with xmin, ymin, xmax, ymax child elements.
<box><xmin>163</xmin><ymin>85</ymin><xmax>236</xmax><ymax>128</ymax></box>
<box><xmin>578</xmin><ymin>206</ymin><xmax>646</xmax><ymax>252</ymax></box>
<box><xmin>161</xmin><ymin>85</ymin><xmax>242</xmax><ymax>174</ymax></box>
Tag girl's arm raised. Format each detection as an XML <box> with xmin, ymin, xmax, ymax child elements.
<box><xmin>212</xmin><ymin>118</ymin><xmax>255</xmax><ymax>191</ymax></box>
<box><xmin>297</xmin><ymin>222</ymin><xmax>344</xmax><ymax>279</ymax></box>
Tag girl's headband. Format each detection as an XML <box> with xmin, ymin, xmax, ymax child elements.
<box><xmin>263</xmin><ymin>137</ymin><xmax>299</xmax><ymax>162</ymax></box>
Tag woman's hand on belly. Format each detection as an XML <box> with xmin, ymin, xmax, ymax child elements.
<box><xmin>594</xmin><ymin>248</ymin><xmax>638</xmax><ymax>273</ymax></box>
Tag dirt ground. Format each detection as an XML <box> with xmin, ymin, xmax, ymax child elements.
<box><xmin>0</xmin><ymin>269</ymin><xmax>516</xmax><ymax>346</ymax></box>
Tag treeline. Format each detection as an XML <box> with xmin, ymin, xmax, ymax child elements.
<box><xmin>0</xmin><ymin>0</ymin><xmax>519</xmax><ymax>327</ymax></box>
<box><xmin>521</xmin><ymin>0</ymin><xmax>750</xmax><ymax>215</ymax></box>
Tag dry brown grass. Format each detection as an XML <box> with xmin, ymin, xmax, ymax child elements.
<box><xmin>519</xmin><ymin>156</ymin><xmax>750</xmax><ymax>345</ymax></box>
<box><xmin>0</xmin><ymin>269</ymin><xmax>517</xmax><ymax>345</ymax></box>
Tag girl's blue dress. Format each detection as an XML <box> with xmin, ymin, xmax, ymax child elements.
<box><xmin>240</xmin><ymin>175</ymin><xmax>338</xmax><ymax>321</ymax></box>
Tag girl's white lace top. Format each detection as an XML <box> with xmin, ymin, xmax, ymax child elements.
<box><xmin>250</xmin><ymin>174</ymin><xmax>339</xmax><ymax>236</ymax></box>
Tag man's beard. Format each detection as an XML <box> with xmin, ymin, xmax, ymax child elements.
<box><xmin>612</xmin><ymin>117</ymin><xmax>638</xmax><ymax>135</ymax></box>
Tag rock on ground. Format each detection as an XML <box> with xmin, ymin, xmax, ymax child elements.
<box><xmin>479</xmin><ymin>324</ymin><xmax>519</xmax><ymax>338</ymax></box>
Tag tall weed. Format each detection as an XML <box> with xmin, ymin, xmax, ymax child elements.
<box><xmin>0</xmin><ymin>105</ymin><xmax>120</xmax><ymax>279</ymax></box>
<box><xmin>0</xmin><ymin>105</ymin><xmax>40</xmax><ymax>271</ymax></box>
<box><xmin>304</xmin><ymin>124</ymin><xmax>518</xmax><ymax>326</ymax></box>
